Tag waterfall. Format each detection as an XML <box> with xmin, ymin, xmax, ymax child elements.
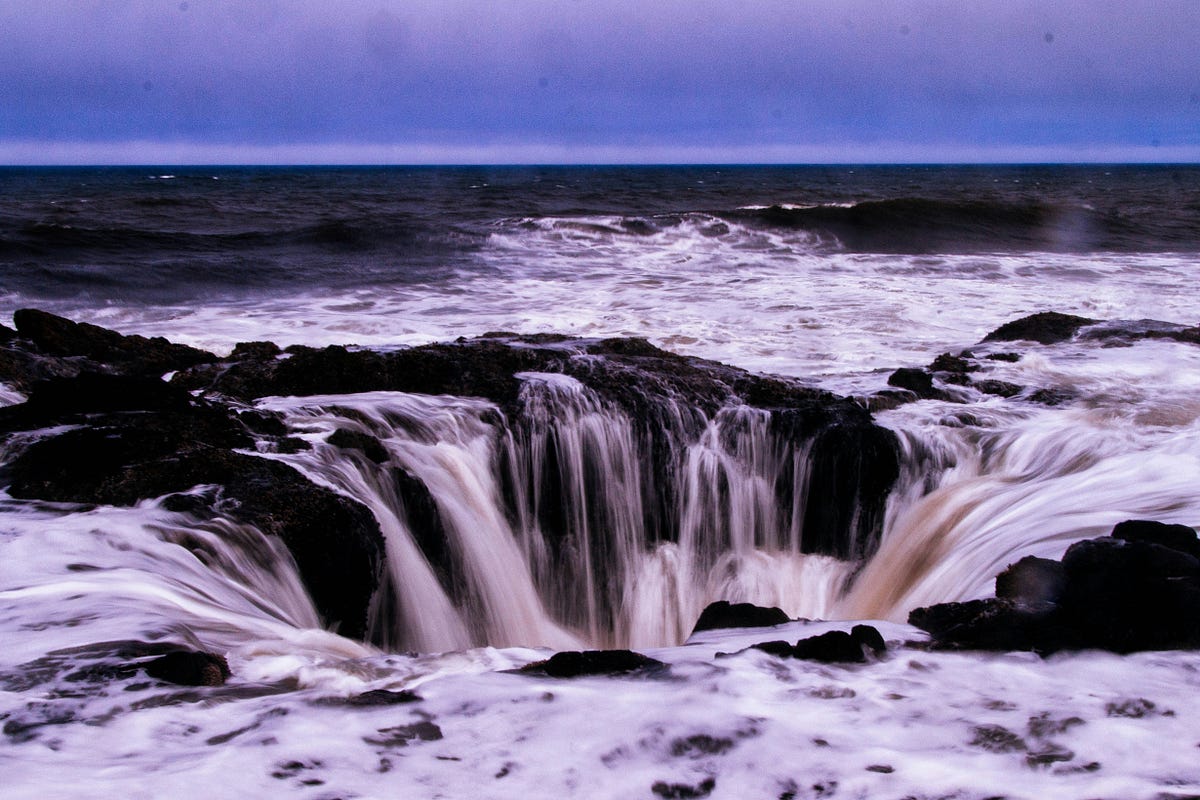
<box><xmin>259</xmin><ymin>375</ymin><xmax>856</xmax><ymax>651</ymax></box>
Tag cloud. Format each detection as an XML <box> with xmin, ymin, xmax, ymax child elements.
<box><xmin>1</xmin><ymin>0</ymin><xmax>1197</xmax><ymax>161</ymax></box>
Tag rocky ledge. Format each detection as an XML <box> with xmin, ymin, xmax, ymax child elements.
<box><xmin>1</xmin><ymin>310</ymin><xmax>904</xmax><ymax>640</ymax></box>
<box><xmin>910</xmin><ymin>519</ymin><xmax>1200</xmax><ymax>654</ymax></box>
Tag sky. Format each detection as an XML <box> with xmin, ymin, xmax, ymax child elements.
<box><xmin>1</xmin><ymin>0</ymin><xmax>1198</xmax><ymax>164</ymax></box>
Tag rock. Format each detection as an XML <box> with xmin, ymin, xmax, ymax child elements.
<box><xmin>886</xmin><ymin>367</ymin><xmax>944</xmax><ymax>400</ymax></box>
<box><xmin>748</xmin><ymin>625</ymin><xmax>887</xmax><ymax>663</ymax></box>
<box><xmin>1111</xmin><ymin>519</ymin><xmax>1200</xmax><ymax>559</ymax></box>
<box><xmin>12</xmin><ymin>308</ymin><xmax>216</xmax><ymax>375</ymax></box>
<box><xmin>327</xmin><ymin>428</ymin><xmax>389</xmax><ymax>464</ymax></box>
<box><xmin>144</xmin><ymin>650</ymin><xmax>230</xmax><ymax>686</ymax></box>
<box><xmin>2</xmin><ymin>374</ymin><xmax>191</xmax><ymax>427</ymax></box>
<box><xmin>690</xmin><ymin>600</ymin><xmax>789</xmax><ymax>635</ymax></box>
<box><xmin>929</xmin><ymin>353</ymin><xmax>977</xmax><ymax>374</ymax></box>
<box><xmin>4</xmin><ymin>401</ymin><xmax>384</xmax><ymax>640</ymax></box>
<box><xmin>982</xmin><ymin>312</ymin><xmax>1097</xmax><ymax>345</ymax></box>
<box><xmin>1058</xmin><ymin>536</ymin><xmax>1200</xmax><ymax>652</ymax></box>
<box><xmin>908</xmin><ymin>598</ymin><xmax>1059</xmax><ymax>652</ymax></box>
<box><xmin>911</xmin><ymin>521</ymin><xmax>1200</xmax><ymax>654</ymax></box>
<box><xmin>972</xmin><ymin>379</ymin><xmax>1023</xmax><ymax>398</ymax></box>
<box><xmin>995</xmin><ymin>556</ymin><xmax>1066</xmax><ymax>605</ymax></box>
<box><xmin>230</xmin><ymin>341</ymin><xmax>281</xmax><ymax>360</ymax></box>
<box><xmin>518</xmin><ymin>649</ymin><xmax>665</xmax><ymax>678</ymax></box>
<box><xmin>0</xmin><ymin>323</ymin><xmax>15</xmax><ymax>342</ymax></box>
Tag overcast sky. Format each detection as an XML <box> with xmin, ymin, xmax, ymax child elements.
<box><xmin>1</xmin><ymin>0</ymin><xmax>1197</xmax><ymax>164</ymax></box>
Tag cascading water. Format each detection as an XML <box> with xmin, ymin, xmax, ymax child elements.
<box><xmin>256</xmin><ymin>373</ymin><xmax>860</xmax><ymax>651</ymax></box>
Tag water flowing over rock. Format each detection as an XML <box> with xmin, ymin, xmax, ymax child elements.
<box><xmin>909</xmin><ymin>519</ymin><xmax>1200</xmax><ymax>653</ymax></box>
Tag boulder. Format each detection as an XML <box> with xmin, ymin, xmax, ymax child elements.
<box><xmin>910</xmin><ymin>520</ymin><xmax>1200</xmax><ymax>654</ymax></box>
<box><xmin>691</xmin><ymin>601</ymin><xmax>789</xmax><ymax>635</ymax></box>
<box><xmin>517</xmin><ymin>649</ymin><xmax>665</xmax><ymax>678</ymax></box>
<box><xmin>982</xmin><ymin>312</ymin><xmax>1097</xmax><ymax>345</ymax></box>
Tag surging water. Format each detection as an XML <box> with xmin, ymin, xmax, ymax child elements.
<box><xmin>255</xmin><ymin>373</ymin><xmax>858</xmax><ymax>651</ymax></box>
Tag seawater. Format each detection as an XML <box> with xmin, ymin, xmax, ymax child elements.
<box><xmin>3</xmin><ymin>165</ymin><xmax>1200</xmax><ymax>798</ymax></box>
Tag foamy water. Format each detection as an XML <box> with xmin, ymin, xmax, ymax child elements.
<box><xmin>4</xmin><ymin>166</ymin><xmax>1200</xmax><ymax>797</ymax></box>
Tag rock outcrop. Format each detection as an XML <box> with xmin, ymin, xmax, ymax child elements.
<box><xmin>909</xmin><ymin>519</ymin><xmax>1200</xmax><ymax>653</ymax></box>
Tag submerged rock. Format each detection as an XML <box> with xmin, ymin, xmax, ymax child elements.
<box><xmin>144</xmin><ymin>650</ymin><xmax>230</xmax><ymax>687</ymax></box>
<box><xmin>747</xmin><ymin>624</ymin><xmax>887</xmax><ymax>663</ymax></box>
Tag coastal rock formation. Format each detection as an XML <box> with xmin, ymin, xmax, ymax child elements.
<box><xmin>909</xmin><ymin>519</ymin><xmax>1200</xmax><ymax>653</ymax></box>
<box><xmin>691</xmin><ymin>601</ymin><xmax>790</xmax><ymax>635</ymax></box>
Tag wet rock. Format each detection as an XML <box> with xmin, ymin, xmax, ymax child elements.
<box><xmin>4</xmin><ymin>403</ymin><xmax>384</xmax><ymax>640</ymax></box>
<box><xmin>995</xmin><ymin>556</ymin><xmax>1066</xmax><ymax>605</ymax></box>
<box><xmin>969</xmin><ymin>724</ymin><xmax>1027</xmax><ymax>753</ymax></box>
<box><xmin>972</xmin><ymin>379</ymin><xmax>1023</xmax><ymax>398</ymax></box>
<box><xmin>144</xmin><ymin>650</ymin><xmax>230</xmax><ymax>687</ymax></box>
<box><xmin>982</xmin><ymin>312</ymin><xmax>1097</xmax><ymax>345</ymax></box>
<box><xmin>12</xmin><ymin>308</ymin><xmax>216</xmax><ymax>375</ymax></box>
<box><xmin>691</xmin><ymin>600</ymin><xmax>789</xmax><ymax>635</ymax></box>
<box><xmin>327</xmin><ymin>428</ymin><xmax>389</xmax><ymax>464</ymax></box>
<box><xmin>230</xmin><ymin>340</ymin><xmax>281</xmax><ymax>360</ymax></box>
<box><xmin>2</xmin><ymin>374</ymin><xmax>191</xmax><ymax>427</ymax></box>
<box><xmin>518</xmin><ymin>649</ymin><xmax>665</xmax><ymax>678</ymax></box>
<box><xmin>911</xmin><ymin>520</ymin><xmax>1200</xmax><ymax>654</ymax></box>
<box><xmin>748</xmin><ymin>625</ymin><xmax>887</xmax><ymax>663</ymax></box>
<box><xmin>929</xmin><ymin>353</ymin><xmax>978</xmax><ymax>374</ymax></box>
<box><xmin>886</xmin><ymin>367</ymin><xmax>945</xmax><ymax>400</ymax></box>
<box><xmin>364</xmin><ymin>721</ymin><xmax>443</xmax><ymax>747</ymax></box>
<box><xmin>1111</xmin><ymin>519</ymin><xmax>1200</xmax><ymax>559</ymax></box>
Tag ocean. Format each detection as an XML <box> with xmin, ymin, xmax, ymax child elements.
<box><xmin>3</xmin><ymin>165</ymin><xmax>1200</xmax><ymax>798</ymax></box>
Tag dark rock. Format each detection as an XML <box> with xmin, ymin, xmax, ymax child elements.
<box><xmin>969</xmin><ymin>724</ymin><xmax>1027</xmax><ymax>753</ymax></box>
<box><xmin>1058</xmin><ymin>536</ymin><xmax>1200</xmax><ymax>652</ymax></box>
<box><xmin>929</xmin><ymin>353</ymin><xmax>977</xmax><ymax>374</ymax></box>
<box><xmin>230</xmin><ymin>341</ymin><xmax>281</xmax><ymax>360</ymax></box>
<box><xmin>4</xmin><ymin>404</ymin><xmax>383</xmax><ymax>640</ymax></box>
<box><xmin>651</xmin><ymin>778</ymin><xmax>716</xmax><ymax>799</ymax></box>
<box><xmin>0</xmin><ymin>323</ymin><xmax>15</xmax><ymax>342</ymax></box>
<box><xmin>887</xmin><ymin>367</ymin><xmax>941</xmax><ymax>399</ymax></box>
<box><xmin>1111</xmin><ymin>519</ymin><xmax>1200</xmax><ymax>559</ymax></box>
<box><xmin>691</xmin><ymin>600</ymin><xmax>789</xmax><ymax>635</ymax></box>
<box><xmin>7</xmin><ymin>374</ymin><xmax>190</xmax><ymax>425</ymax></box>
<box><xmin>995</xmin><ymin>556</ymin><xmax>1066</xmax><ymax>605</ymax></box>
<box><xmin>850</xmin><ymin>624</ymin><xmax>887</xmax><ymax>654</ymax></box>
<box><xmin>517</xmin><ymin>649</ymin><xmax>665</xmax><ymax>678</ymax></box>
<box><xmin>1027</xmin><ymin>387</ymin><xmax>1076</xmax><ymax>406</ymax></box>
<box><xmin>144</xmin><ymin>650</ymin><xmax>230</xmax><ymax>686</ymax></box>
<box><xmin>913</xmin><ymin>520</ymin><xmax>1200</xmax><ymax>654</ymax></box>
<box><xmin>972</xmin><ymin>379</ymin><xmax>1023</xmax><ymax>398</ymax></box>
<box><xmin>12</xmin><ymin>308</ymin><xmax>216</xmax><ymax>375</ymax></box>
<box><xmin>342</xmin><ymin>689</ymin><xmax>422</xmax><ymax>706</ymax></box>
<box><xmin>327</xmin><ymin>428</ymin><xmax>389</xmax><ymax>464</ymax></box>
<box><xmin>749</xmin><ymin>625</ymin><xmax>886</xmax><ymax>663</ymax></box>
<box><xmin>985</xmin><ymin>352</ymin><xmax>1022</xmax><ymax>362</ymax></box>
<box><xmin>982</xmin><ymin>312</ymin><xmax>1097</xmax><ymax>345</ymax></box>
<box><xmin>908</xmin><ymin>598</ymin><xmax>1060</xmax><ymax>652</ymax></box>
<box><xmin>363</xmin><ymin>720</ymin><xmax>443</xmax><ymax>747</ymax></box>
<box><xmin>791</xmin><ymin>630</ymin><xmax>870</xmax><ymax>663</ymax></box>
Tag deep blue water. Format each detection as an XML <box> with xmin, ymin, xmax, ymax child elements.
<box><xmin>2</xmin><ymin>165</ymin><xmax>1198</xmax><ymax>305</ymax></box>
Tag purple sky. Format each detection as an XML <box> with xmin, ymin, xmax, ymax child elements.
<box><xmin>2</xmin><ymin>0</ymin><xmax>1197</xmax><ymax>164</ymax></box>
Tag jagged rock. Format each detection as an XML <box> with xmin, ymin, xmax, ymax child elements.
<box><xmin>12</xmin><ymin>308</ymin><xmax>216</xmax><ymax>375</ymax></box>
<box><xmin>0</xmin><ymin>323</ymin><xmax>15</xmax><ymax>342</ymax></box>
<box><xmin>1</xmin><ymin>374</ymin><xmax>191</xmax><ymax>428</ymax></box>
<box><xmin>908</xmin><ymin>598</ymin><xmax>1060</xmax><ymax>652</ymax></box>
<box><xmin>982</xmin><ymin>312</ymin><xmax>1097</xmax><ymax>345</ymax></box>
<box><xmin>929</xmin><ymin>353</ymin><xmax>978</xmax><ymax>374</ymax></box>
<box><xmin>230</xmin><ymin>341</ymin><xmax>281</xmax><ymax>360</ymax></box>
<box><xmin>518</xmin><ymin>649</ymin><xmax>665</xmax><ymax>678</ymax></box>
<box><xmin>690</xmin><ymin>600</ymin><xmax>789</xmax><ymax>634</ymax></box>
<box><xmin>144</xmin><ymin>650</ymin><xmax>230</xmax><ymax>687</ymax></box>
